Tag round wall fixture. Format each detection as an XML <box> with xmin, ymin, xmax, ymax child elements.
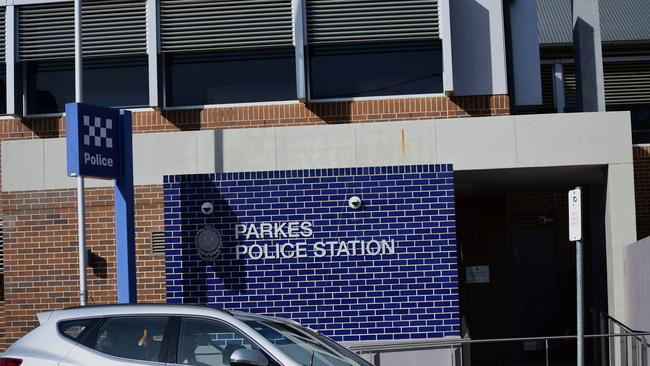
<box><xmin>348</xmin><ymin>196</ymin><xmax>363</xmax><ymax>210</ymax></box>
<box><xmin>195</xmin><ymin>226</ymin><xmax>223</xmax><ymax>260</ymax></box>
<box><xmin>200</xmin><ymin>202</ymin><xmax>214</xmax><ymax>216</ymax></box>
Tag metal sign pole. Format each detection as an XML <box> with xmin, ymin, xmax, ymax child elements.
<box><xmin>74</xmin><ymin>0</ymin><xmax>86</xmax><ymax>306</ymax></box>
<box><xmin>569</xmin><ymin>186</ymin><xmax>584</xmax><ymax>366</ymax></box>
<box><xmin>577</xmin><ymin>237</ymin><xmax>584</xmax><ymax>366</ymax></box>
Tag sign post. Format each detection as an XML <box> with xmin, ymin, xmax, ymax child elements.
<box><xmin>569</xmin><ymin>187</ymin><xmax>584</xmax><ymax>366</ymax></box>
<box><xmin>66</xmin><ymin>103</ymin><xmax>136</xmax><ymax>304</ymax></box>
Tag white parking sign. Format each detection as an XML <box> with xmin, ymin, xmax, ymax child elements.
<box><xmin>569</xmin><ymin>188</ymin><xmax>582</xmax><ymax>241</ymax></box>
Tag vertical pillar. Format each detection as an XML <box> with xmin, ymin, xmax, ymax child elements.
<box><xmin>572</xmin><ymin>0</ymin><xmax>605</xmax><ymax>112</ymax></box>
<box><xmin>146</xmin><ymin>0</ymin><xmax>159</xmax><ymax>107</ymax></box>
<box><xmin>5</xmin><ymin>5</ymin><xmax>15</xmax><ymax>115</ymax></box>
<box><xmin>440</xmin><ymin>0</ymin><xmax>454</xmax><ymax>94</ymax></box>
<box><xmin>293</xmin><ymin>0</ymin><xmax>307</xmax><ymax>102</ymax></box>
<box><xmin>115</xmin><ymin>109</ymin><xmax>136</xmax><ymax>303</ymax></box>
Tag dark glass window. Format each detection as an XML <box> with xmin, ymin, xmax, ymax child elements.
<box><xmin>308</xmin><ymin>40</ymin><xmax>443</xmax><ymax>99</ymax></box>
<box><xmin>83</xmin><ymin>56</ymin><xmax>149</xmax><ymax>108</ymax></box>
<box><xmin>93</xmin><ymin>317</ymin><xmax>168</xmax><ymax>362</ymax></box>
<box><xmin>25</xmin><ymin>60</ymin><xmax>74</xmax><ymax>114</ymax></box>
<box><xmin>177</xmin><ymin>318</ymin><xmax>260</xmax><ymax>366</ymax></box>
<box><xmin>0</xmin><ymin>63</ymin><xmax>6</xmax><ymax>115</ymax></box>
<box><xmin>165</xmin><ymin>47</ymin><xmax>296</xmax><ymax>107</ymax></box>
<box><xmin>58</xmin><ymin>318</ymin><xmax>97</xmax><ymax>342</ymax></box>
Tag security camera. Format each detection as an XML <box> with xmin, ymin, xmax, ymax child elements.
<box><xmin>201</xmin><ymin>202</ymin><xmax>214</xmax><ymax>216</ymax></box>
<box><xmin>348</xmin><ymin>196</ymin><xmax>363</xmax><ymax>210</ymax></box>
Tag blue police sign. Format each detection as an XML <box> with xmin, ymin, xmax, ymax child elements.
<box><xmin>66</xmin><ymin>103</ymin><xmax>121</xmax><ymax>179</ymax></box>
<box><xmin>66</xmin><ymin>102</ymin><xmax>137</xmax><ymax>304</ymax></box>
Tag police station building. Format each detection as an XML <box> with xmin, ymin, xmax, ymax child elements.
<box><xmin>0</xmin><ymin>0</ymin><xmax>649</xmax><ymax>365</ymax></box>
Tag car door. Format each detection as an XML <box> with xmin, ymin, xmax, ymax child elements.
<box><xmin>59</xmin><ymin>316</ymin><xmax>170</xmax><ymax>366</ymax></box>
<box><xmin>164</xmin><ymin>316</ymin><xmax>281</xmax><ymax>366</ymax></box>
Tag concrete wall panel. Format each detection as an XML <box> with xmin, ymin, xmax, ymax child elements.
<box><xmin>515</xmin><ymin>112</ymin><xmax>633</xmax><ymax>167</ymax></box>
<box><xmin>219</xmin><ymin>128</ymin><xmax>277</xmax><ymax>172</ymax></box>
<box><xmin>355</xmin><ymin>121</ymin><xmax>436</xmax><ymax>167</ymax></box>
<box><xmin>2</xmin><ymin>139</ymin><xmax>44</xmax><ymax>191</ymax></box>
<box><xmin>275</xmin><ymin>124</ymin><xmax>357</xmax><ymax>170</ymax></box>
<box><xmin>436</xmin><ymin>116</ymin><xmax>517</xmax><ymax>170</ymax></box>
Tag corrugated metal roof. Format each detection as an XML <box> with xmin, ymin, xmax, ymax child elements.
<box><xmin>538</xmin><ymin>0</ymin><xmax>650</xmax><ymax>44</ymax></box>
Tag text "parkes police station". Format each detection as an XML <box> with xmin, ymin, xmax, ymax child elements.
<box><xmin>234</xmin><ymin>221</ymin><xmax>396</xmax><ymax>260</ymax></box>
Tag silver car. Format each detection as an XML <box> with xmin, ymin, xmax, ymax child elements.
<box><xmin>0</xmin><ymin>304</ymin><xmax>373</xmax><ymax>366</ymax></box>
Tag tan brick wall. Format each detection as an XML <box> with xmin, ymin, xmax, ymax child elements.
<box><xmin>0</xmin><ymin>186</ymin><xmax>165</xmax><ymax>348</ymax></box>
<box><xmin>0</xmin><ymin>95</ymin><xmax>510</xmax><ymax>140</ymax></box>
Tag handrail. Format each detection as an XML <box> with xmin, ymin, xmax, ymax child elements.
<box><xmin>348</xmin><ymin>332</ymin><xmax>650</xmax><ymax>353</ymax></box>
<box><xmin>590</xmin><ymin>307</ymin><xmax>647</xmax><ymax>334</ymax></box>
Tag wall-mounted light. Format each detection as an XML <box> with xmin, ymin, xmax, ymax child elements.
<box><xmin>348</xmin><ymin>196</ymin><xmax>363</xmax><ymax>210</ymax></box>
<box><xmin>201</xmin><ymin>202</ymin><xmax>214</xmax><ymax>216</ymax></box>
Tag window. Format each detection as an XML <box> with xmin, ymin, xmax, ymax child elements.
<box><xmin>19</xmin><ymin>3</ymin><xmax>74</xmax><ymax>114</ymax></box>
<box><xmin>305</xmin><ymin>0</ymin><xmax>442</xmax><ymax>99</ymax></box>
<box><xmin>308</xmin><ymin>41</ymin><xmax>443</xmax><ymax>99</ymax></box>
<box><xmin>160</xmin><ymin>0</ymin><xmax>296</xmax><ymax>107</ymax></box>
<box><xmin>240</xmin><ymin>318</ymin><xmax>371</xmax><ymax>366</ymax></box>
<box><xmin>58</xmin><ymin>318</ymin><xmax>98</xmax><ymax>342</ymax></box>
<box><xmin>93</xmin><ymin>317</ymin><xmax>168</xmax><ymax>362</ymax></box>
<box><xmin>18</xmin><ymin>1</ymin><xmax>148</xmax><ymax>114</ymax></box>
<box><xmin>165</xmin><ymin>48</ymin><xmax>296</xmax><ymax>106</ymax></box>
<box><xmin>178</xmin><ymin>318</ymin><xmax>259</xmax><ymax>366</ymax></box>
<box><xmin>25</xmin><ymin>60</ymin><xmax>74</xmax><ymax>115</ymax></box>
<box><xmin>83</xmin><ymin>56</ymin><xmax>149</xmax><ymax>108</ymax></box>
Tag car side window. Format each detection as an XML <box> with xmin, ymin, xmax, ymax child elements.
<box><xmin>58</xmin><ymin>318</ymin><xmax>98</xmax><ymax>342</ymax></box>
<box><xmin>177</xmin><ymin>318</ymin><xmax>264</xmax><ymax>366</ymax></box>
<box><xmin>93</xmin><ymin>316</ymin><xmax>168</xmax><ymax>362</ymax></box>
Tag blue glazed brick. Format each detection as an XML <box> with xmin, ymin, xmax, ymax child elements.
<box><xmin>164</xmin><ymin>164</ymin><xmax>460</xmax><ymax>341</ymax></box>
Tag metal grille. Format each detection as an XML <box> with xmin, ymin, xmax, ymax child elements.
<box><xmin>562</xmin><ymin>61</ymin><xmax>650</xmax><ymax>110</ymax></box>
<box><xmin>0</xmin><ymin>221</ymin><xmax>4</xmax><ymax>274</ymax></box>
<box><xmin>540</xmin><ymin>64</ymin><xmax>554</xmax><ymax>110</ymax></box>
<box><xmin>160</xmin><ymin>0</ymin><xmax>293</xmax><ymax>53</ymax></box>
<box><xmin>151</xmin><ymin>231</ymin><xmax>166</xmax><ymax>255</ymax></box>
<box><xmin>19</xmin><ymin>3</ymin><xmax>75</xmax><ymax>61</ymax></box>
<box><xmin>604</xmin><ymin>61</ymin><xmax>650</xmax><ymax>105</ymax></box>
<box><xmin>82</xmin><ymin>0</ymin><xmax>147</xmax><ymax>57</ymax></box>
<box><xmin>563</xmin><ymin>63</ymin><xmax>577</xmax><ymax>111</ymax></box>
<box><xmin>306</xmin><ymin>0</ymin><xmax>440</xmax><ymax>45</ymax></box>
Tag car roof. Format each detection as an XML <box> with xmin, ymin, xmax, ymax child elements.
<box><xmin>37</xmin><ymin>304</ymin><xmax>281</xmax><ymax>325</ymax></box>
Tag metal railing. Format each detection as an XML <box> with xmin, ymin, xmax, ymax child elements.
<box><xmin>349</xmin><ymin>332</ymin><xmax>650</xmax><ymax>366</ymax></box>
<box><xmin>591</xmin><ymin>308</ymin><xmax>650</xmax><ymax>366</ymax></box>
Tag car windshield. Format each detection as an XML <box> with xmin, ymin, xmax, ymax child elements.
<box><xmin>237</xmin><ymin>316</ymin><xmax>372</xmax><ymax>366</ymax></box>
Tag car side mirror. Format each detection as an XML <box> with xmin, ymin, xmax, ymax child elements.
<box><xmin>230</xmin><ymin>348</ymin><xmax>269</xmax><ymax>366</ymax></box>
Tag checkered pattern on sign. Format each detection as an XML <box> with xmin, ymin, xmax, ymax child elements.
<box><xmin>83</xmin><ymin>115</ymin><xmax>113</xmax><ymax>149</ymax></box>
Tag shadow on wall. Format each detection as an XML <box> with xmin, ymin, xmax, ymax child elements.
<box><xmin>305</xmin><ymin>101</ymin><xmax>353</xmax><ymax>124</ymax></box>
<box><xmin>173</xmin><ymin>175</ymin><xmax>248</xmax><ymax>305</ymax></box>
<box><xmin>450</xmin><ymin>0</ymin><xmax>493</xmax><ymax>96</ymax></box>
<box><xmin>161</xmin><ymin>109</ymin><xmax>203</xmax><ymax>131</ymax></box>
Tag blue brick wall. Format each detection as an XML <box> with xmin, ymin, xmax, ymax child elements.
<box><xmin>163</xmin><ymin>164</ymin><xmax>459</xmax><ymax>342</ymax></box>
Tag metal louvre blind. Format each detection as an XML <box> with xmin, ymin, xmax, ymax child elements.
<box><xmin>307</xmin><ymin>0</ymin><xmax>439</xmax><ymax>45</ymax></box>
<box><xmin>540</xmin><ymin>64</ymin><xmax>554</xmax><ymax>110</ymax></box>
<box><xmin>82</xmin><ymin>0</ymin><xmax>147</xmax><ymax>57</ymax></box>
<box><xmin>19</xmin><ymin>3</ymin><xmax>74</xmax><ymax>61</ymax></box>
<box><xmin>563</xmin><ymin>63</ymin><xmax>577</xmax><ymax>111</ymax></box>
<box><xmin>0</xmin><ymin>7</ymin><xmax>5</xmax><ymax>63</ymax></box>
<box><xmin>160</xmin><ymin>0</ymin><xmax>293</xmax><ymax>53</ymax></box>
<box><xmin>604</xmin><ymin>61</ymin><xmax>650</xmax><ymax>105</ymax></box>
